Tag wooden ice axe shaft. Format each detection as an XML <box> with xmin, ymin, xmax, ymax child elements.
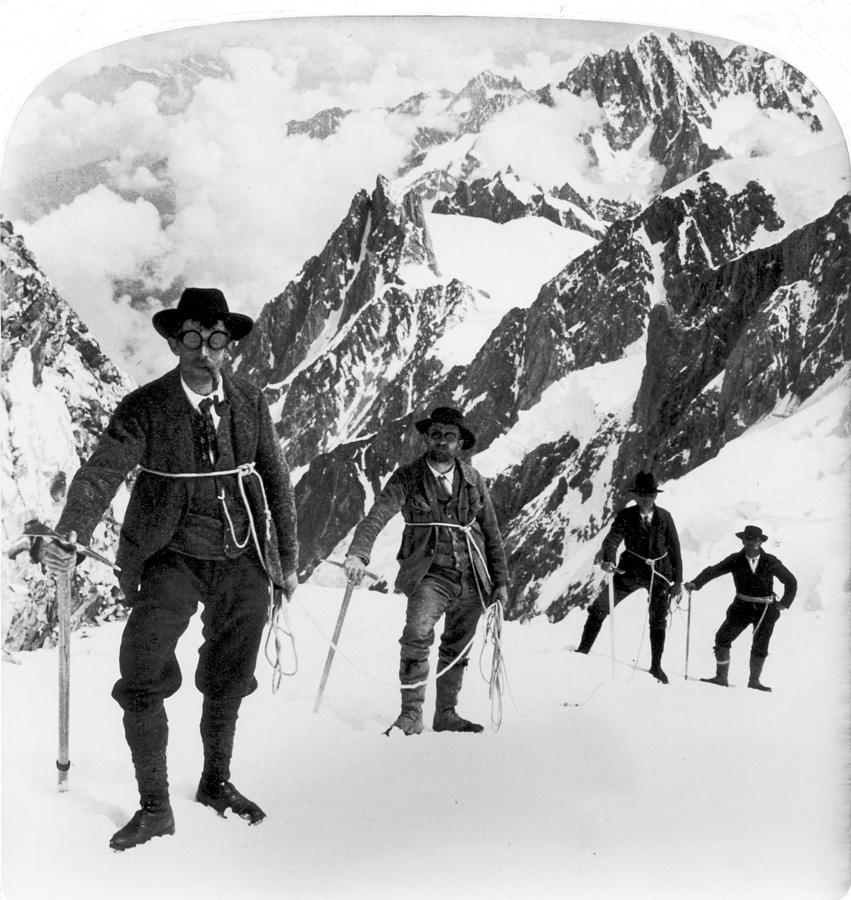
<box><xmin>313</xmin><ymin>582</ymin><xmax>355</xmax><ymax>714</ymax></box>
<box><xmin>56</xmin><ymin>569</ymin><xmax>72</xmax><ymax>791</ymax></box>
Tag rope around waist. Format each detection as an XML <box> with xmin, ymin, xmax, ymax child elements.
<box><xmin>624</xmin><ymin>549</ymin><xmax>674</xmax><ymax>586</ymax></box>
<box><xmin>137</xmin><ymin>461</ymin><xmax>295</xmax><ymax>689</ymax></box>
<box><xmin>407</xmin><ymin>520</ymin><xmax>491</xmax><ymax>592</ymax></box>
<box><xmin>406</xmin><ymin>520</ymin><xmax>506</xmax><ymax>728</ymax></box>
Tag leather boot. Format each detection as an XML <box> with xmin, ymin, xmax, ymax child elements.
<box><xmin>433</xmin><ymin>660</ymin><xmax>483</xmax><ymax>734</ymax></box>
<box><xmin>748</xmin><ymin>654</ymin><xmax>772</xmax><ymax>692</ymax></box>
<box><xmin>110</xmin><ymin>705</ymin><xmax>174</xmax><ymax>851</ymax></box>
<box><xmin>576</xmin><ymin>611</ymin><xmax>604</xmax><ymax>654</ymax></box>
<box><xmin>196</xmin><ymin>695</ymin><xmax>266</xmax><ymax>824</ymax></box>
<box><xmin>700</xmin><ymin>646</ymin><xmax>730</xmax><ymax>687</ymax></box>
<box><xmin>384</xmin><ymin>657</ymin><xmax>426</xmax><ymax>735</ymax></box>
<box><xmin>648</xmin><ymin>628</ymin><xmax>668</xmax><ymax>684</ymax></box>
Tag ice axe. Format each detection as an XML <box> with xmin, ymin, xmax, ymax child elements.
<box><xmin>607</xmin><ymin>572</ymin><xmax>616</xmax><ymax>678</ymax></box>
<box><xmin>312</xmin><ymin>559</ymin><xmax>381</xmax><ymax>713</ymax></box>
<box><xmin>684</xmin><ymin>587</ymin><xmax>693</xmax><ymax>681</ymax></box>
<box><xmin>14</xmin><ymin>521</ymin><xmax>118</xmax><ymax>791</ymax></box>
<box><xmin>20</xmin><ymin>519</ymin><xmax>120</xmax><ymax>571</ymax></box>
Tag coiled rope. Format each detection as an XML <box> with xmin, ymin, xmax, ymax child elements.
<box><xmin>408</xmin><ymin>519</ymin><xmax>507</xmax><ymax>730</ymax></box>
<box><xmin>293</xmin><ymin>589</ymin><xmax>489</xmax><ymax>690</ymax></box>
<box><xmin>137</xmin><ymin>462</ymin><xmax>297</xmax><ymax>691</ymax></box>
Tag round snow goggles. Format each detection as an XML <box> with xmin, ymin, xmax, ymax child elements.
<box><xmin>175</xmin><ymin>329</ymin><xmax>231</xmax><ymax>350</ymax></box>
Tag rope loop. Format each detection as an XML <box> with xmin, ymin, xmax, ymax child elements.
<box><xmin>136</xmin><ymin>461</ymin><xmax>296</xmax><ymax>690</ymax></box>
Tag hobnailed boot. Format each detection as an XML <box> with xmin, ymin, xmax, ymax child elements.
<box><xmin>748</xmin><ymin>655</ymin><xmax>772</xmax><ymax>692</ymax></box>
<box><xmin>576</xmin><ymin>612</ymin><xmax>604</xmax><ymax>654</ymax></box>
<box><xmin>110</xmin><ymin>705</ymin><xmax>175</xmax><ymax>851</ymax></box>
<box><xmin>648</xmin><ymin>628</ymin><xmax>669</xmax><ymax>684</ymax></box>
<box><xmin>384</xmin><ymin>657</ymin><xmax>426</xmax><ymax>736</ymax></box>
<box><xmin>432</xmin><ymin>661</ymin><xmax>483</xmax><ymax>734</ymax></box>
<box><xmin>700</xmin><ymin>647</ymin><xmax>730</xmax><ymax>687</ymax></box>
<box><xmin>196</xmin><ymin>695</ymin><xmax>266</xmax><ymax>824</ymax></box>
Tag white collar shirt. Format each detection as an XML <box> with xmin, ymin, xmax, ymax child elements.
<box><xmin>180</xmin><ymin>376</ymin><xmax>225</xmax><ymax>429</ymax></box>
<box><xmin>425</xmin><ymin>459</ymin><xmax>456</xmax><ymax>497</ymax></box>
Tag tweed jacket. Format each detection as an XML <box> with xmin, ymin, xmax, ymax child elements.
<box><xmin>601</xmin><ymin>503</ymin><xmax>683</xmax><ymax>586</ymax></box>
<box><xmin>56</xmin><ymin>366</ymin><xmax>297</xmax><ymax>602</ymax></box>
<box><xmin>347</xmin><ymin>454</ymin><xmax>509</xmax><ymax>598</ymax></box>
<box><xmin>690</xmin><ymin>549</ymin><xmax>797</xmax><ymax>608</ymax></box>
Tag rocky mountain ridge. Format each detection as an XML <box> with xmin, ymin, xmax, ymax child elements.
<box><xmin>2</xmin><ymin>219</ymin><xmax>134</xmax><ymax>651</ymax></box>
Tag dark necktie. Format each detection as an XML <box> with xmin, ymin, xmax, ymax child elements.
<box><xmin>437</xmin><ymin>472</ymin><xmax>453</xmax><ymax>501</ymax></box>
<box><xmin>198</xmin><ymin>397</ymin><xmax>219</xmax><ymax>464</ymax></box>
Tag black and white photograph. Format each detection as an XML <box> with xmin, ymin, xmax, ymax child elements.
<box><xmin>1</xmin><ymin>1</ymin><xmax>849</xmax><ymax>898</ymax></box>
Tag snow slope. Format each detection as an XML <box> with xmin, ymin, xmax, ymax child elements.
<box><xmin>2</xmin><ymin>371</ymin><xmax>849</xmax><ymax>900</ymax></box>
<box><xmin>425</xmin><ymin>211</ymin><xmax>597</xmax><ymax>368</ymax></box>
<box><xmin>665</xmin><ymin>140</ymin><xmax>851</xmax><ymax>251</ymax></box>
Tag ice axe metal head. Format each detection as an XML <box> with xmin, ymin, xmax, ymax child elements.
<box><xmin>22</xmin><ymin>519</ymin><xmax>120</xmax><ymax>571</ymax></box>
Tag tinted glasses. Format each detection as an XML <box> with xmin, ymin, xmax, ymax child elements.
<box><xmin>427</xmin><ymin>428</ymin><xmax>459</xmax><ymax>443</ymax></box>
<box><xmin>175</xmin><ymin>330</ymin><xmax>231</xmax><ymax>351</ymax></box>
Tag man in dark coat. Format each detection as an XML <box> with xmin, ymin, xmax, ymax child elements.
<box><xmin>576</xmin><ymin>471</ymin><xmax>682</xmax><ymax>684</ymax></box>
<box><xmin>39</xmin><ymin>287</ymin><xmax>298</xmax><ymax>850</ymax></box>
<box><xmin>343</xmin><ymin>407</ymin><xmax>509</xmax><ymax>736</ymax></box>
<box><xmin>685</xmin><ymin>525</ymin><xmax>797</xmax><ymax>691</ymax></box>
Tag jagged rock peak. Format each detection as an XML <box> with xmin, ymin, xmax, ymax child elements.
<box><xmin>2</xmin><ymin>218</ymin><xmax>133</xmax><ymax>651</ymax></box>
<box><xmin>287</xmin><ymin>106</ymin><xmax>353</xmax><ymax>139</ymax></box>
<box><xmin>390</xmin><ymin>89</ymin><xmax>454</xmax><ymax>116</ymax></box>
<box><xmin>457</xmin><ymin>69</ymin><xmax>527</xmax><ymax>96</ymax></box>
<box><xmin>371</xmin><ymin>175</ymin><xmax>440</xmax><ymax>278</ymax></box>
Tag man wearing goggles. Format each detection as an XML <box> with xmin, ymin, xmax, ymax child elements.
<box><xmin>344</xmin><ymin>406</ymin><xmax>509</xmax><ymax>736</ymax></box>
<box><xmin>39</xmin><ymin>287</ymin><xmax>298</xmax><ymax>850</ymax></box>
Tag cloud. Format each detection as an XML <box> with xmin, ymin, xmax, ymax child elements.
<box><xmin>3</xmin><ymin>81</ymin><xmax>166</xmax><ymax>189</ymax></box>
<box><xmin>144</xmin><ymin>56</ymin><xmax>416</xmax><ymax>317</ymax></box>
<box><xmin>16</xmin><ymin>185</ymin><xmax>174</xmax><ymax>380</ymax></box>
<box><xmin>709</xmin><ymin>94</ymin><xmax>840</xmax><ymax>158</ymax></box>
<box><xmin>472</xmin><ymin>90</ymin><xmax>604</xmax><ymax>191</ymax></box>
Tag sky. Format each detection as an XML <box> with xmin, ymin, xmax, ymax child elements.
<box><xmin>0</xmin><ymin>1</ymin><xmax>849</xmax><ymax>386</ymax></box>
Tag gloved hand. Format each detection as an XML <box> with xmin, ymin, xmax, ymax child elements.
<box><xmin>343</xmin><ymin>555</ymin><xmax>366</xmax><ymax>586</ymax></box>
<box><xmin>601</xmin><ymin>560</ymin><xmax>617</xmax><ymax>574</ymax></box>
<box><xmin>38</xmin><ymin>530</ymin><xmax>78</xmax><ymax>577</ymax></box>
<box><xmin>684</xmin><ymin>581</ymin><xmax>696</xmax><ymax>592</ymax></box>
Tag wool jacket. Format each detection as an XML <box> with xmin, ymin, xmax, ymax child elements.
<box><xmin>56</xmin><ymin>366</ymin><xmax>298</xmax><ymax>602</ymax></box>
<box><xmin>347</xmin><ymin>454</ymin><xmax>509</xmax><ymax>598</ymax></box>
<box><xmin>690</xmin><ymin>549</ymin><xmax>797</xmax><ymax>608</ymax></box>
<box><xmin>601</xmin><ymin>503</ymin><xmax>683</xmax><ymax>586</ymax></box>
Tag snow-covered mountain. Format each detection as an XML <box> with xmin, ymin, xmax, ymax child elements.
<box><xmin>1</xmin><ymin>219</ymin><xmax>134</xmax><ymax>651</ymax></box>
<box><xmin>433</xmin><ymin>168</ymin><xmax>607</xmax><ymax>238</ymax></box>
<box><xmin>2</xmin><ymin>26</ymin><xmax>848</xmax><ymax>652</ymax></box>
<box><xmin>244</xmin><ymin>128</ymin><xmax>847</xmax><ymax>591</ymax></box>
<box><xmin>557</xmin><ymin>32</ymin><xmax>824</xmax><ymax>190</ymax></box>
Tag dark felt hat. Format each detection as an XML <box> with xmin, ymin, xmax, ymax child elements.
<box><xmin>152</xmin><ymin>287</ymin><xmax>254</xmax><ymax>340</ymax></box>
<box><xmin>736</xmin><ymin>525</ymin><xmax>768</xmax><ymax>542</ymax></box>
<box><xmin>628</xmin><ymin>471</ymin><xmax>662</xmax><ymax>495</ymax></box>
<box><xmin>415</xmin><ymin>407</ymin><xmax>476</xmax><ymax>450</ymax></box>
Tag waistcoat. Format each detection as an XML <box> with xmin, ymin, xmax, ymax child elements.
<box><xmin>168</xmin><ymin>400</ymin><xmax>251</xmax><ymax>560</ymax></box>
<box><xmin>427</xmin><ymin>470</ymin><xmax>472</xmax><ymax>579</ymax></box>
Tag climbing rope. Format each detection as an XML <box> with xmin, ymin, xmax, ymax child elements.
<box><xmin>621</xmin><ymin>549</ymin><xmax>673</xmax><ymax>677</ymax></box>
<box><xmin>408</xmin><ymin>519</ymin><xmax>508</xmax><ymax>730</ymax></box>
<box><xmin>138</xmin><ymin>462</ymin><xmax>297</xmax><ymax>690</ymax></box>
<box><xmin>293</xmin><ymin>588</ymin><xmax>490</xmax><ymax>689</ymax></box>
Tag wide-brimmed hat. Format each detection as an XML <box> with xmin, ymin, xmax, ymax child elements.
<box><xmin>415</xmin><ymin>407</ymin><xmax>475</xmax><ymax>450</ymax></box>
<box><xmin>152</xmin><ymin>287</ymin><xmax>254</xmax><ymax>340</ymax></box>
<box><xmin>628</xmin><ymin>471</ymin><xmax>662</xmax><ymax>495</ymax></box>
<box><xmin>736</xmin><ymin>525</ymin><xmax>768</xmax><ymax>542</ymax></box>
